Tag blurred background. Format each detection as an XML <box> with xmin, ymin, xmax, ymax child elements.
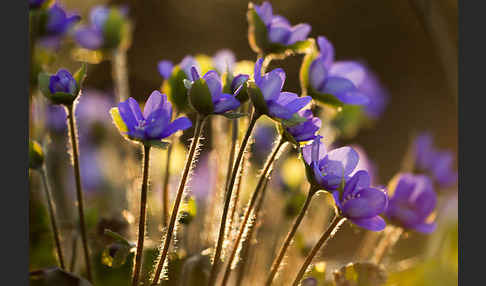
<box><xmin>30</xmin><ymin>0</ymin><xmax>458</xmax><ymax>285</ymax></box>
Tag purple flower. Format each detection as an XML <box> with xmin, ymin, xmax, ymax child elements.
<box><xmin>332</xmin><ymin>170</ymin><xmax>388</xmax><ymax>231</ymax></box>
<box><xmin>254</xmin><ymin>1</ymin><xmax>311</xmax><ymax>46</ymax></box>
<box><xmin>284</xmin><ymin>109</ymin><xmax>321</xmax><ymax>143</ymax></box>
<box><xmin>385</xmin><ymin>173</ymin><xmax>437</xmax><ymax>233</ymax></box>
<box><xmin>38</xmin><ymin>4</ymin><xmax>80</xmax><ymax>48</ymax></box>
<box><xmin>75</xmin><ymin>5</ymin><xmax>127</xmax><ymax>50</ymax></box>
<box><xmin>158</xmin><ymin>56</ymin><xmax>201</xmax><ymax>81</ymax></box>
<box><xmin>302</xmin><ymin>136</ymin><xmax>359</xmax><ymax>191</ymax></box>
<box><xmin>158</xmin><ymin>60</ymin><xmax>174</xmax><ymax>80</ymax></box>
<box><xmin>29</xmin><ymin>0</ymin><xmax>46</xmax><ymax>9</ymax></box>
<box><xmin>212</xmin><ymin>50</ymin><xmax>236</xmax><ymax>75</ymax></box>
<box><xmin>114</xmin><ymin>91</ymin><xmax>192</xmax><ymax>142</ymax></box>
<box><xmin>48</xmin><ymin>69</ymin><xmax>77</xmax><ymax>95</ymax></box>
<box><xmin>308</xmin><ymin>36</ymin><xmax>369</xmax><ymax>106</ymax></box>
<box><xmin>253</xmin><ymin>58</ymin><xmax>311</xmax><ymax>120</ymax></box>
<box><xmin>413</xmin><ymin>132</ymin><xmax>458</xmax><ymax>188</ymax></box>
<box><xmin>187</xmin><ymin>67</ymin><xmax>241</xmax><ymax>114</ymax></box>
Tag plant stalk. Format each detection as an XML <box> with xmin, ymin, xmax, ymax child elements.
<box><xmin>151</xmin><ymin>115</ymin><xmax>206</xmax><ymax>286</ymax></box>
<box><xmin>221</xmin><ymin>138</ymin><xmax>286</xmax><ymax>285</ymax></box>
<box><xmin>292</xmin><ymin>215</ymin><xmax>346</xmax><ymax>286</ymax></box>
<box><xmin>67</xmin><ymin>105</ymin><xmax>93</xmax><ymax>282</ymax></box>
<box><xmin>132</xmin><ymin>145</ymin><xmax>151</xmax><ymax>286</ymax></box>
<box><xmin>207</xmin><ymin>110</ymin><xmax>260</xmax><ymax>286</ymax></box>
<box><xmin>40</xmin><ymin>167</ymin><xmax>66</xmax><ymax>269</ymax></box>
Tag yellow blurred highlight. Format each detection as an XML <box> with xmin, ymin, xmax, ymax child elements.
<box><xmin>109</xmin><ymin>107</ymin><xmax>128</xmax><ymax>134</ymax></box>
<box><xmin>195</xmin><ymin>54</ymin><xmax>214</xmax><ymax>75</ymax></box>
<box><xmin>281</xmin><ymin>157</ymin><xmax>305</xmax><ymax>189</ymax></box>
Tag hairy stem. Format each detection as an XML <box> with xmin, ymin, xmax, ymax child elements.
<box><xmin>371</xmin><ymin>226</ymin><xmax>404</xmax><ymax>264</ymax></box>
<box><xmin>112</xmin><ymin>48</ymin><xmax>130</xmax><ymax>101</ymax></box>
<box><xmin>40</xmin><ymin>167</ymin><xmax>65</xmax><ymax>269</ymax></box>
<box><xmin>226</xmin><ymin>117</ymin><xmax>239</xmax><ymax>235</ymax></box>
<box><xmin>132</xmin><ymin>145</ymin><xmax>151</xmax><ymax>286</ymax></box>
<box><xmin>292</xmin><ymin>215</ymin><xmax>346</xmax><ymax>286</ymax></box>
<box><xmin>266</xmin><ymin>186</ymin><xmax>316</xmax><ymax>285</ymax></box>
<box><xmin>207</xmin><ymin>111</ymin><xmax>260</xmax><ymax>286</ymax></box>
<box><xmin>221</xmin><ymin>138</ymin><xmax>286</xmax><ymax>285</ymax></box>
<box><xmin>151</xmin><ymin>116</ymin><xmax>206</xmax><ymax>286</ymax></box>
<box><xmin>161</xmin><ymin>136</ymin><xmax>174</xmax><ymax>228</ymax></box>
<box><xmin>67</xmin><ymin>105</ymin><xmax>93</xmax><ymax>282</ymax></box>
<box><xmin>235</xmin><ymin>174</ymin><xmax>271</xmax><ymax>286</ymax></box>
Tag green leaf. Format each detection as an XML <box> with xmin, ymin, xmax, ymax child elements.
<box><xmin>222</xmin><ymin>112</ymin><xmax>247</xmax><ymax>119</ymax></box>
<box><xmin>334</xmin><ymin>262</ymin><xmax>387</xmax><ymax>286</ymax></box>
<box><xmin>147</xmin><ymin>140</ymin><xmax>171</xmax><ymax>150</ymax></box>
<box><xmin>188</xmin><ymin>77</ymin><xmax>214</xmax><ymax>115</ymax></box>
<box><xmin>247</xmin><ymin>81</ymin><xmax>269</xmax><ymax>115</ymax></box>
<box><xmin>165</xmin><ymin>67</ymin><xmax>190</xmax><ymax>113</ymax></box>
<box><xmin>30</xmin><ymin>267</ymin><xmax>93</xmax><ymax>286</ymax></box>
<box><xmin>38</xmin><ymin>72</ymin><xmax>52</xmax><ymax>98</ymax></box>
<box><xmin>247</xmin><ymin>3</ymin><xmax>269</xmax><ymax>55</ymax></box>
<box><xmin>73</xmin><ymin>63</ymin><xmax>87</xmax><ymax>93</ymax></box>
<box><xmin>104</xmin><ymin>229</ymin><xmax>132</xmax><ymax>247</ymax></box>
<box><xmin>102</xmin><ymin>8</ymin><xmax>126</xmax><ymax>50</ymax></box>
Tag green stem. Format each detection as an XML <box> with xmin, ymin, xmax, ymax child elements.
<box><xmin>67</xmin><ymin>105</ymin><xmax>93</xmax><ymax>282</ymax></box>
<box><xmin>221</xmin><ymin>137</ymin><xmax>286</xmax><ymax>285</ymax></box>
<box><xmin>132</xmin><ymin>145</ymin><xmax>151</xmax><ymax>286</ymax></box>
<box><xmin>292</xmin><ymin>215</ymin><xmax>346</xmax><ymax>286</ymax></box>
<box><xmin>151</xmin><ymin>115</ymin><xmax>206</xmax><ymax>286</ymax></box>
<box><xmin>265</xmin><ymin>186</ymin><xmax>317</xmax><ymax>285</ymax></box>
<box><xmin>207</xmin><ymin>111</ymin><xmax>260</xmax><ymax>286</ymax></box>
<box><xmin>235</xmin><ymin>174</ymin><xmax>271</xmax><ymax>286</ymax></box>
<box><xmin>226</xmin><ymin>117</ymin><xmax>239</xmax><ymax>234</ymax></box>
<box><xmin>161</xmin><ymin>136</ymin><xmax>174</xmax><ymax>228</ymax></box>
<box><xmin>69</xmin><ymin>233</ymin><xmax>78</xmax><ymax>272</ymax></box>
<box><xmin>40</xmin><ymin>167</ymin><xmax>66</xmax><ymax>270</ymax></box>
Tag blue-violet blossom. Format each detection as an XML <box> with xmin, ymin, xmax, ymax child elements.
<box><xmin>385</xmin><ymin>173</ymin><xmax>437</xmax><ymax>233</ymax></box>
<box><xmin>254</xmin><ymin>1</ymin><xmax>311</xmax><ymax>46</ymax></box>
<box><xmin>308</xmin><ymin>36</ymin><xmax>369</xmax><ymax>105</ymax></box>
<box><xmin>38</xmin><ymin>4</ymin><xmax>80</xmax><ymax>48</ymax></box>
<box><xmin>332</xmin><ymin>170</ymin><xmax>388</xmax><ymax>231</ymax></box>
<box><xmin>302</xmin><ymin>136</ymin><xmax>360</xmax><ymax>191</ymax></box>
<box><xmin>284</xmin><ymin>109</ymin><xmax>321</xmax><ymax>143</ymax></box>
<box><xmin>112</xmin><ymin>91</ymin><xmax>192</xmax><ymax>142</ymax></box>
<box><xmin>252</xmin><ymin>58</ymin><xmax>311</xmax><ymax>120</ymax></box>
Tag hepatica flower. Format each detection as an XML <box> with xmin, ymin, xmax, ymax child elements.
<box><xmin>283</xmin><ymin>109</ymin><xmax>321</xmax><ymax>143</ymax></box>
<box><xmin>37</xmin><ymin>4</ymin><xmax>80</xmax><ymax>48</ymax></box>
<box><xmin>332</xmin><ymin>170</ymin><xmax>388</xmax><ymax>231</ymax></box>
<box><xmin>250</xmin><ymin>58</ymin><xmax>311</xmax><ymax>123</ymax></box>
<box><xmin>185</xmin><ymin>67</ymin><xmax>241</xmax><ymax>116</ymax></box>
<box><xmin>305</xmin><ymin>36</ymin><xmax>370</xmax><ymax>106</ymax></box>
<box><xmin>248</xmin><ymin>1</ymin><xmax>311</xmax><ymax>55</ymax></box>
<box><xmin>302</xmin><ymin>136</ymin><xmax>359</xmax><ymax>191</ymax></box>
<box><xmin>385</xmin><ymin>173</ymin><xmax>437</xmax><ymax>233</ymax></box>
<box><xmin>414</xmin><ymin>132</ymin><xmax>458</xmax><ymax>188</ymax></box>
<box><xmin>110</xmin><ymin>91</ymin><xmax>192</xmax><ymax>144</ymax></box>
<box><xmin>75</xmin><ymin>5</ymin><xmax>128</xmax><ymax>51</ymax></box>
<box><xmin>38</xmin><ymin>65</ymin><xmax>87</xmax><ymax>105</ymax></box>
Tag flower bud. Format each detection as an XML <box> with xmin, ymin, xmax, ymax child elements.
<box><xmin>38</xmin><ymin>64</ymin><xmax>87</xmax><ymax>106</ymax></box>
<box><xmin>29</xmin><ymin>140</ymin><xmax>44</xmax><ymax>170</ymax></box>
<box><xmin>187</xmin><ymin>69</ymin><xmax>214</xmax><ymax>116</ymax></box>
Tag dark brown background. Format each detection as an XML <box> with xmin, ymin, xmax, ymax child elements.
<box><xmin>71</xmin><ymin>0</ymin><xmax>457</xmax><ymax>183</ymax></box>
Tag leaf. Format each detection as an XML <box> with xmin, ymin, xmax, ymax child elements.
<box><xmin>73</xmin><ymin>63</ymin><xmax>87</xmax><ymax>92</ymax></box>
<box><xmin>37</xmin><ymin>72</ymin><xmax>52</xmax><ymax>98</ymax></box>
<box><xmin>188</xmin><ymin>77</ymin><xmax>214</xmax><ymax>115</ymax></box>
<box><xmin>147</xmin><ymin>140</ymin><xmax>171</xmax><ymax>150</ymax></box>
<box><xmin>30</xmin><ymin>267</ymin><xmax>93</xmax><ymax>286</ymax></box>
<box><xmin>333</xmin><ymin>262</ymin><xmax>387</xmax><ymax>286</ymax></box>
<box><xmin>222</xmin><ymin>112</ymin><xmax>247</xmax><ymax>119</ymax></box>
